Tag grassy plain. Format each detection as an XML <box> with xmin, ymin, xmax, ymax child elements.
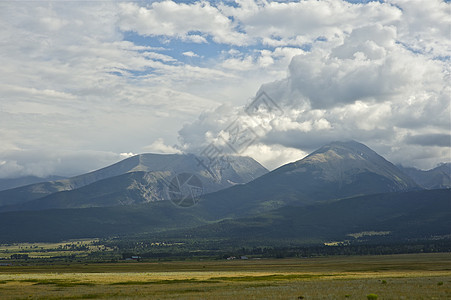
<box><xmin>0</xmin><ymin>253</ymin><xmax>450</xmax><ymax>299</ymax></box>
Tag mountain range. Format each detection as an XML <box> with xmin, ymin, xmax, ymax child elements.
<box><xmin>0</xmin><ymin>154</ymin><xmax>267</xmax><ymax>210</ymax></box>
<box><xmin>398</xmin><ymin>163</ymin><xmax>451</xmax><ymax>189</ymax></box>
<box><xmin>0</xmin><ymin>140</ymin><xmax>449</xmax><ymax>244</ymax></box>
<box><xmin>198</xmin><ymin>140</ymin><xmax>420</xmax><ymax>218</ymax></box>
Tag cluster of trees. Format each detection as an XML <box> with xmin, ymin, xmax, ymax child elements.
<box><xmin>223</xmin><ymin>241</ymin><xmax>451</xmax><ymax>258</ymax></box>
<box><xmin>10</xmin><ymin>254</ymin><xmax>29</xmax><ymax>259</ymax></box>
<box><xmin>115</xmin><ymin>240</ymin><xmax>451</xmax><ymax>260</ymax></box>
<box><xmin>56</xmin><ymin>244</ymin><xmax>89</xmax><ymax>251</ymax></box>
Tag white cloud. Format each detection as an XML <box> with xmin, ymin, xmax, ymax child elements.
<box><xmin>389</xmin><ymin>0</ymin><xmax>451</xmax><ymax>59</ymax></box>
<box><xmin>178</xmin><ymin>18</ymin><xmax>450</xmax><ymax>170</ymax></box>
<box><xmin>142</xmin><ymin>51</ymin><xmax>176</xmax><ymax>62</ymax></box>
<box><xmin>120</xmin><ymin>152</ymin><xmax>136</xmax><ymax>159</ymax></box>
<box><xmin>182</xmin><ymin>51</ymin><xmax>199</xmax><ymax>57</ymax></box>
<box><xmin>142</xmin><ymin>138</ymin><xmax>182</xmax><ymax>154</ymax></box>
<box><xmin>118</xmin><ymin>1</ymin><xmax>248</xmax><ymax>45</ymax></box>
<box><xmin>221</xmin><ymin>0</ymin><xmax>402</xmax><ymax>46</ymax></box>
<box><xmin>241</xmin><ymin>143</ymin><xmax>307</xmax><ymax>170</ymax></box>
<box><xmin>183</xmin><ymin>34</ymin><xmax>208</xmax><ymax>44</ymax></box>
<box><xmin>221</xmin><ymin>55</ymin><xmax>256</xmax><ymax>71</ymax></box>
<box><xmin>0</xmin><ymin>0</ymin><xmax>449</xmax><ymax>177</ymax></box>
<box><xmin>0</xmin><ymin>1</ymin><xmax>235</xmax><ymax>178</ymax></box>
<box><xmin>278</xmin><ymin>24</ymin><xmax>444</xmax><ymax>110</ymax></box>
<box><xmin>0</xmin><ymin>149</ymin><xmax>128</xmax><ymax>178</ymax></box>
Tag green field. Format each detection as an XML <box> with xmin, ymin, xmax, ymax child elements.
<box><xmin>0</xmin><ymin>253</ymin><xmax>450</xmax><ymax>299</ymax></box>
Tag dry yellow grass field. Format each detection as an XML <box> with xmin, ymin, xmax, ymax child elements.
<box><xmin>0</xmin><ymin>253</ymin><xmax>449</xmax><ymax>299</ymax></box>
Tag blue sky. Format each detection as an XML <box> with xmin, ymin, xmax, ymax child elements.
<box><xmin>0</xmin><ymin>0</ymin><xmax>449</xmax><ymax>177</ymax></box>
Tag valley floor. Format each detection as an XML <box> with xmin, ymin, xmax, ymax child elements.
<box><xmin>0</xmin><ymin>253</ymin><xmax>449</xmax><ymax>299</ymax></box>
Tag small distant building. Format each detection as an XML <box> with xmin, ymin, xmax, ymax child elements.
<box><xmin>240</xmin><ymin>256</ymin><xmax>248</xmax><ymax>260</ymax></box>
<box><xmin>125</xmin><ymin>256</ymin><xmax>141</xmax><ymax>261</ymax></box>
<box><xmin>226</xmin><ymin>256</ymin><xmax>236</xmax><ymax>260</ymax></box>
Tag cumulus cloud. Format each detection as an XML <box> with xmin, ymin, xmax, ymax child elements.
<box><xmin>274</xmin><ymin>24</ymin><xmax>444</xmax><ymax>110</ymax></box>
<box><xmin>178</xmin><ymin>5</ymin><xmax>451</xmax><ymax>170</ymax></box>
<box><xmin>220</xmin><ymin>0</ymin><xmax>402</xmax><ymax>46</ymax></box>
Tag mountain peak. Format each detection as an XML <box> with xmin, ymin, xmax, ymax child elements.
<box><xmin>289</xmin><ymin>140</ymin><xmax>418</xmax><ymax>191</ymax></box>
<box><xmin>311</xmin><ymin>140</ymin><xmax>376</xmax><ymax>158</ymax></box>
<box><xmin>294</xmin><ymin>140</ymin><xmax>373</xmax><ymax>168</ymax></box>
<box><xmin>199</xmin><ymin>141</ymin><xmax>421</xmax><ymax>219</ymax></box>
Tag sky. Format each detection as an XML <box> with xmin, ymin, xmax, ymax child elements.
<box><xmin>0</xmin><ymin>0</ymin><xmax>450</xmax><ymax>178</ymax></box>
